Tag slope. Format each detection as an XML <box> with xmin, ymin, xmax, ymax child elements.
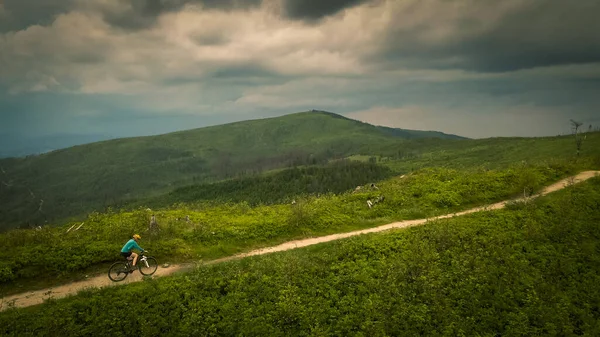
<box><xmin>375</xmin><ymin>124</ymin><xmax>466</xmax><ymax>140</ymax></box>
<box><xmin>2</xmin><ymin>173</ymin><xmax>599</xmax><ymax>336</ymax></box>
<box><xmin>2</xmin><ymin>170</ymin><xmax>598</xmax><ymax>311</ymax></box>
<box><xmin>0</xmin><ymin>162</ymin><xmax>594</xmax><ymax>294</ymax></box>
<box><xmin>0</xmin><ymin>111</ymin><xmax>462</xmax><ymax>231</ymax></box>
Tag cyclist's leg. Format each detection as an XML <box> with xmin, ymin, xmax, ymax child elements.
<box><xmin>120</xmin><ymin>252</ymin><xmax>133</xmax><ymax>272</ymax></box>
<box><xmin>121</xmin><ymin>251</ymin><xmax>132</xmax><ymax>260</ymax></box>
<box><xmin>131</xmin><ymin>252</ymin><xmax>139</xmax><ymax>267</ymax></box>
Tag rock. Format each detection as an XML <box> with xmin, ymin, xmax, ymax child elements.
<box><xmin>162</xmin><ymin>263</ymin><xmax>170</xmax><ymax>268</ymax></box>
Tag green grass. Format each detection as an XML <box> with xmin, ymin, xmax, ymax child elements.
<box><xmin>377</xmin><ymin>131</ymin><xmax>600</xmax><ymax>172</ymax></box>
<box><xmin>2</xmin><ymin>110</ymin><xmax>598</xmax><ymax>233</ymax></box>
<box><xmin>344</xmin><ymin>154</ymin><xmax>379</xmax><ymax>162</ymax></box>
<box><xmin>0</xmin><ymin>160</ymin><xmax>589</xmax><ymax>293</ymax></box>
<box><xmin>2</xmin><ymin>176</ymin><xmax>599</xmax><ymax>336</ymax></box>
<box><xmin>0</xmin><ymin>111</ymin><xmax>461</xmax><ymax>231</ymax></box>
<box><xmin>125</xmin><ymin>159</ymin><xmax>395</xmax><ymax>209</ymax></box>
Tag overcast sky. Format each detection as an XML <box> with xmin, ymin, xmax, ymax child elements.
<box><xmin>1</xmin><ymin>0</ymin><xmax>600</xmax><ymax>141</ymax></box>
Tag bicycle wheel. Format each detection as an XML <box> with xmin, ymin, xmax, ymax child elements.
<box><xmin>138</xmin><ymin>257</ymin><xmax>158</xmax><ymax>276</ymax></box>
<box><xmin>108</xmin><ymin>261</ymin><xmax>129</xmax><ymax>282</ymax></box>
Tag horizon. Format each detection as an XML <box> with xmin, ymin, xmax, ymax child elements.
<box><xmin>2</xmin><ymin>1</ymin><xmax>600</xmax><ymax>156</ymax></box>
<box><xmin>3</xmin><ymin>109</ymin><xmax>597</xmax><ymax>159</ymax></box>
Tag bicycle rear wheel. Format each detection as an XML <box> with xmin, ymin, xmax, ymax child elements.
<box><xmin>108</xmin><ymin>262</ymin><xmax>129</xmax><ymax>282</ymax></box>
<box><xmin>138</xmin><ymin>257</ymin><xmax>158</xmax><ymax>276</ymax></box>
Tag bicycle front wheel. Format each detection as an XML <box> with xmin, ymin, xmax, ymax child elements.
<box><xmin>108</xmin><ymin>262</ymin><xmax>129</xmax><ymax>282</ymax></box>
<box><xmin>138</xmin><ymin>257</ymin><xmax>158</xmax><ymax>276</ymax></box>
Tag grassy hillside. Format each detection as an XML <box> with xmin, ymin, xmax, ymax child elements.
<box><xmin>375</xmin><ymin>124</ymin><xmax>465</xmax><ymax>140</ymax></box>
<box><xmin>0</xmin><ymin>111</ymin><xmax>462</xmax><ymax>231</ymax></box>
<box><xmin>2</xmin><ymin>109</ymin><xmax>598</xmax><ymax>235</ymax></box>
<box><xmin>374</xmin><ymin>131</ymin><xmax>600</xmax><ymax>171</ymax></box>
<box><xmin>2</xmin><ymin>176</ymin><xmax>599</xmax><ymax>336</ymax></box>
<box><xmin>0</xmin><ymin>160</ymin><xmax>589</xmax><ymax>290</ymax></box>
<box><xmin>127</xmin><ymin>160</ymin><xmax>396</xmax><ymax>209</ymax></box>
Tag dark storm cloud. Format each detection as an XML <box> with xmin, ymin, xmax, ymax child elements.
<box><xmin>0</xmin><ymin>0</ymin><xmax>74</xmax><ymax>33</ymax></box>
<box><xmin>103</xmin><ymin>0</ymin><xmax>263</xmax><ymax>30</ymax></box>
<box><xmin>379</xmin><ymin>0</ymin><xmax>600</xmax><ymax>73</ymax></box>
<box><xmin>282</xmin><ymin>0</ymin><xmax>371</xmax><ymax>21</ymax></box>
<box><xmin>0</xmin><ymin>0</ymin><xmax>263</xmax><ymax>32</ymax></box>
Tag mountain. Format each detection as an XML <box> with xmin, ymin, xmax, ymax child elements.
<box><xmin>375</xmin><ymin>125</ymin><xmax>465</xmax><ymax>140</ymax></box>
<box><xmin>0</xmin><ymin>133</ymin><xmax>115</xmax><ymax>159</ymax></box>
<box><xmin>0</xmin><ymin>111</ymin><xmax>465</xmax><ymax>231</ymax></box>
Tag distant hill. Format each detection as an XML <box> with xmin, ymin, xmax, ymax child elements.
<box><xmin>311</xmin><ymin>111</ymin><xmax>466</xmax><ymax>140</ymax></box>
<box><xmin>0</xmin><ymin>111</ymin><xmax>465</xmax><ymax>231</ymax></box>
<box><xmin>0</xmin><ymin>133</ymin><xmax>115</xmax><ymax>158</ymax></box>
<box><xmin>374</xmin><ymin>125</ymin><xmax>465</xmax><ymax>140</ymax></box>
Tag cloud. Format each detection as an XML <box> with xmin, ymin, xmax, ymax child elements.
<box><xmin>374</xmin><ymin>0</ymin><xmax>600</xmax><ymax>72</ymax></box>
<box><xmin>0</xmin><ymin>0</ymin><xmax>74</xmax><ymax>33</ymax></box>
<box><xmin>0</xmin><ymin>11</ymin><xmax>116</xmax><ymax>94</ymax></box>
<box><xmin>97</xmin><ymin>0</ymin><xmax>263</xmax><ymax>31</ymax></box>
<box><xmin>4</xmin><ymin>0</ymin><xmax>599</xmax><ymax>95</ymax></box>
<box><xmin>281</xmin><ymin>0</ymin><xmax>372</xmax><ymax>21</ymax></box>
<box><xmin>1</xmin><ymin>0</ymin><xmax>599</xmax><ymax>143</ymax></box>
<box><xmin>1</xmin><ymin>3</ymin><xmax>374</xmax><ymax>95</ymax></box>
<box><xmin>0</xmin><ymin>0</ymin><xmax>265</xmax><ymax>33</ymax></box>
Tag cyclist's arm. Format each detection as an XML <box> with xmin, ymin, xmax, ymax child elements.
<box><xmin>133</xmin><ymin>241</ymin><xmax>144</xmax><ymax>252</ymax></box>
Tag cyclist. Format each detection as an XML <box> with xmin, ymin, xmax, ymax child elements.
<box><xmin>121</xmin><ymin>234</ymin><xmax>145</xmax><ymax>272</ymax></box>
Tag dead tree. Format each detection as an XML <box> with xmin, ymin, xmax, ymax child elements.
<box><xmin>571</xmin><ymin>119</ymin><xmax>584</xmax><ymax>156</ymax></box>
<box><xmin>576</xmin><ymin>137</ymin><xmax>583</xmax><ymax>156</ymax></box>
<box><xmin>149</xmin><ymin>214</ymin><xmax>159</xmax><ymax>232</ymax></box>
<box><xmin>571</xmin><ymin>119</ymin><xmax>582</xmax><ymax>134</ymax></box>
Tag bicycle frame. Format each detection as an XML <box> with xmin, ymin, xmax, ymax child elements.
<box><xmin>139</xmin><ymin>255</ymin><xmax>150</xmax><ymax>268</ymax></box>
<box><xmin>126</xmin><ymin>254</ymin><xmax>150</xmax><ymax>269</ymax></box>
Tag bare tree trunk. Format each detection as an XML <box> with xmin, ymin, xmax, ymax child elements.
<box><xmin>149</xmin><ymin>214</ymin><xmax>159</xmax><ymax>232</ymax></box>
<box><xmin>571</xmin><ymin>119</ymin><xmax>584</xmax><ymax>157</ymax></box>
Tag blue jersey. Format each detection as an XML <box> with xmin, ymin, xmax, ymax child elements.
<box><xmin>121</xmin><ymin>239</ymin><xmax>144</xmax><ymax>253</ymax></box>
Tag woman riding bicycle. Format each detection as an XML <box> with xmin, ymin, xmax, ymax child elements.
<box><xmin>121</xmin><ymin>234</ymin><xmax>145</xmax><ymax>272</ymax></box>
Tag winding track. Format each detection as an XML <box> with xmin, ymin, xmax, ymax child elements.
<box><xmin>2</xmin><ymin>170</ymin><xmax>598</xmax><ymax>311</ymax></box>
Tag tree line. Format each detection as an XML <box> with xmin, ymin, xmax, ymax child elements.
<box><xmin>139</xmin><ymin>160</ymin><xmax>395</xmax><ymax>208</ymax></box>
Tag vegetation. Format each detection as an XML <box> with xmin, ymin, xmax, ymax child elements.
<box><xmin>373</xmin><ymin>131</ymin><xmax>600</xmax><ymax>172</ymax></box>
<box><xmin>0</xmin><ymin>161</ymin><xmax>586</xmax><ymax>289</ymax></box>
<box><xmin>2</xmin><ymin>110</ymin><xmax>599</xmax><ymax>233</ymax></box>
<box><xmin>2</xmin><ymin>176</ymin><xmax>599</xmax><ymax>336</ymax></box>
<box><xmin>130</xmin><ymin>160</ymin><xmax>395</xmax><ymax>209</ymax></box>
<box><xmin>0</xmin><ymin>111</ymin><xmax>462</xmax><ymax>231</ymax></box>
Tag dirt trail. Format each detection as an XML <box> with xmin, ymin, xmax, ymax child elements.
<box><xmin>2</xmin><ymin>170</ymin><xmax>598</xmax><ymax>311</ymax></box>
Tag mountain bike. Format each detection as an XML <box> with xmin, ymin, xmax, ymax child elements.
<box><xmin>108</xmin><ymin>252</ymin><xmax>158</xmax><ymax>282</ymax></box>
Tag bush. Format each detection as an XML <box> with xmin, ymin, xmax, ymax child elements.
<box><xmin>2</xmin><ymin>177</ymin><xmax>599</xmax><ymax>336</ymax></box>
<box><xmin>0</xmin><ymin>162</ymin><xmax>586</xmax><ymax>286</ymax></box>
<box><xmin>0</xmin><ymin>265</ymin><xmax>15</xmax><ymax>283</ymax></box>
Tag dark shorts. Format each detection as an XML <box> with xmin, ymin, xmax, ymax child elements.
<box><xmin>121</xmin><ymin>252</ymin><xmax>132</xmax><ymax>259</ymax></box>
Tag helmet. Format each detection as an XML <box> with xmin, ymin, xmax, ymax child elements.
<box><xmin>133</xmin><ymin>234</ymin><xmax>141</xmax><ymax>240</ymax></box>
